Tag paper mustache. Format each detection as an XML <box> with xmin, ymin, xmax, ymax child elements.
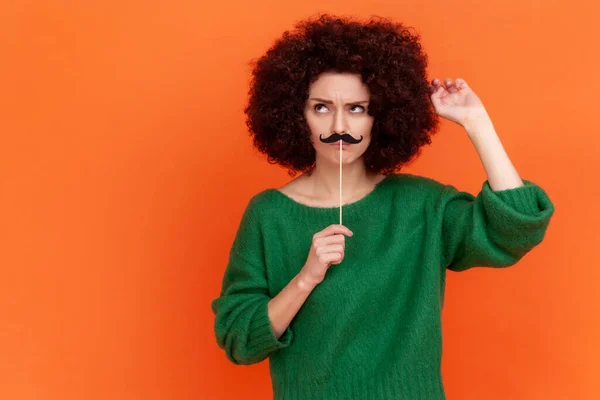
<box><xmin>319</xmin><ymin>133</ymin><xmax>363</xmax><ymax>144</ymax></box>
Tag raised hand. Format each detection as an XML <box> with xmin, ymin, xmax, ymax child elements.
<box><xmin>429</xmin><ymin>78</ymin><xmax>489</xmax><ymax>127</ymax></box>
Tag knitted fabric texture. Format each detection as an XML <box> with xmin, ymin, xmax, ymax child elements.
<box><xmin>211</xmin><ymin>173</ymin><xmax>554</xmax><ymax>399</ymax></box>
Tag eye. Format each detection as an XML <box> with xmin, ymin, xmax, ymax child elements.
<box><xmin>314</xmin><ymin>103</ymin><xmax>329</xmax><ymax>113</ymax></box>
<box><xmin>350</xmin><ymin>105</ymin><xmax>365</xmax><ymax>113</ymax></box>
<box><xmin>314</xmin><ymin>104</ymin><xmax>366</xmax><ymax>113</ymax></box>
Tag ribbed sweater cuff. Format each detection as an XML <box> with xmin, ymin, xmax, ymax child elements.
<box><xmin>248</xmin><ymin>301</ymin><xmax>293</xmax><ymax>355</ymax></box>
<box><xmin>488</xmin><ymin>180</ymin><xmax>543</xmax><ymax>215</ymax></box>
<box><xmin>483</xmin><ymin>179</ymin><xmax>553</xmax><ymax>215</ymax></box>
<box><xmin>479</xmin><ymin>179</ymin><xmax>554</xmax><ymax>240</ymax></box>
<box><xmin>273</xmin><ymin>363</ymin><xmax>445</xmax><ymax>399</ymax></box>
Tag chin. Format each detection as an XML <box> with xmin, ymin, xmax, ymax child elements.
<box><xmin>332</xmin><ymin>148</ymin><xmax>366</xmax><ymax>163</ymax></box>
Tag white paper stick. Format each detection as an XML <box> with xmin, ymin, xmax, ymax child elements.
<box><xmin>339</xmin><ymin>139</ymin><xmax>342</xmax><ymax>225</ymax></box>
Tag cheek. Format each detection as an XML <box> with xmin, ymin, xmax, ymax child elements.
<box><xmin>304</xmin><ymin>113</ymin><xmax>320</xmax><ymax>134</ymax></box>
<box><xmin>306</xmin><ymin>120</ymin><xmax>329</xmax><ymax>143</ymax></box>
<box><xmin>355</xmin><ymin>120</ymin><xmax>373</xmax><ymax>140</ymax></box>
<box><xmin>307</xmin><ymin>116</ymin><xmax>324</xmax><ymax>130</ymax></box>
<box><xmin>361</xmin><ymin>117</ymin><xmax>375</xmax><ymax>131</ymax></box>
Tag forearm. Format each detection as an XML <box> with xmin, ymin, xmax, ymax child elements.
<box><xmin>267</xmin><ymin>271</ymin><xmax>316</xmax><ymax>339</ymax></box>
<box><xmin>463</xmin><ymin>115</ymin><xmax>524</xmax><ymax>191</ymax></box>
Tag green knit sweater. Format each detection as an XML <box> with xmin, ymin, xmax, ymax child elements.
<box><xmin>211</xmin><ymin>173</ymin><xmax>554</xmax><ymax>399</ymax></box>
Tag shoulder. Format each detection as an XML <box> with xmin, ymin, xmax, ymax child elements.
<box><xmin>231</xmin><ymin>189</ymin><xmax>280</xmax><ymax>240</ymax></box>
<box><xmin>241</xmin><ymin>187</ymin><xmax>282</xmax><ymax>220</ymax></box>
<box><xmin>387</xmin><ymin>172</ymin><xmax>448</xmax><ymax>193</ymax></box>
<box><xmin>383</xmin><ymin>173</ymin><xmax>457</xmax><ymax>210</ymax></box>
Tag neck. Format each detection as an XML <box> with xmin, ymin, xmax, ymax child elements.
<box><xmin>306</xmin><ymin>158</ymin><xmax>375</xmax><ymax>200</ymax></box>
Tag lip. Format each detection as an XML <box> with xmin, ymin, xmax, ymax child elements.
<box><xmin>328</xmin><ymin>141</ymin><xmax>350</xmax><ymax>148</ymax></box>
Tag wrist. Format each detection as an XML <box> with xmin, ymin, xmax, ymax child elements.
<box><xmin>463</xmin><ymin>114</ymin><xmax>495</xmax><ymax>139</ymax></box>
<box><xmin>296</xmin><ymin>270</ymin><xmax>318</xmax><ymax>292</ymax></box>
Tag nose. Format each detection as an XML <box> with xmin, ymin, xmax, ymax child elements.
<box><xmin>331</xmin><ymin>107</ymin><xmax>349</xmax><ymax>135</ymax></box>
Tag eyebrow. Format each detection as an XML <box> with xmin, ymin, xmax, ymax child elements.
<box><xmin>309</xmin><ymin>98</ymin><xmax>369</xmax><ymax>105</ymax></box>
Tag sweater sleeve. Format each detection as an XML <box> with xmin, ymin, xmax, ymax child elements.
<box><xmin>210</xmin><ymin>198</ymin><xmax>293</xmax><ymax>365</ymax></box>
<box><xmin>440</xmin><ymin>179</ymin><xmax>554</xmax><ymax>272</ymax></box>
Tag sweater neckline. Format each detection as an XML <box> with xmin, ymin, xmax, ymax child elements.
<box><xmin>265</xmin><ymin>173</ymin><xmax>396</xmax><ymax>220</ymax></box>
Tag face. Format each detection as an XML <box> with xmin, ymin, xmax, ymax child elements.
<box><xmin>303</xmin><ymin>72</ymin><xmax>374</xmax><ymax>166</ymax></box>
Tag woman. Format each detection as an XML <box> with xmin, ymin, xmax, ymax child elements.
<box><xmin>211</xmin><ymin>14</ymin><xmax>554</xmax><ymax>399</ymax></box>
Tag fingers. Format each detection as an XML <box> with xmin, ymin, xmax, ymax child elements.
<box><xmin>429</xmin><ymin>79</ymin><xmax>444</xmax><ymax>96</ymax></box>
<box><xmin>316</xmin><ymin>244</ymin><xmax>344</xmax><ymax>257</ymax></box>
<box><xmin>312</xmin><ymin>224</ymin><xmax>351</xmax><ymax>266</ymax></box>
<box><xmin>314</xmin><ymin>236</ymin><xmax>346</xmax><ymax>259</ymax></box>
<box><xmin>444</xmin><ymin>78</ymin><xmax>459</xmax><ymax>93</ymax></box>
<box><xmin>429</xmin><ymin>78</ymin><xmax>440</xmax><ymax>92</ymax></box>
<box><xmin>455</xmin><ymin>78</ymin><xmax>468</xmax><ymax>89</ymax></box>
<box><xmin>430</xmin><ymin>77</ymin><xmax>468</xmax><ymax>94</ymax></box>
<box><xmin>314</xmin><ymin>224</ymin><xmax>353</xmax><ymax>239</ymax></box>
<box><xmin>314</xmin><ymin>235</ymin><xmax>346</xmax><ymax>249</ymax></box>
<box><xmin>320</xmin><ymin>252</ymin><xmax>344</xmax><ymax>265</ymax></box>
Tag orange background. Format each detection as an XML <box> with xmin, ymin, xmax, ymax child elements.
<box><xmin>1</xmin><ymin>1</ymin><xmax>598</xmax><ymax>399</ymax></box>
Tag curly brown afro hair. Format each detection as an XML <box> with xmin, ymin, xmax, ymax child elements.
<box><xmin>243</xmin><ymin>13</ymin><xmax>440</xmax><ymax>176</ymax></box>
